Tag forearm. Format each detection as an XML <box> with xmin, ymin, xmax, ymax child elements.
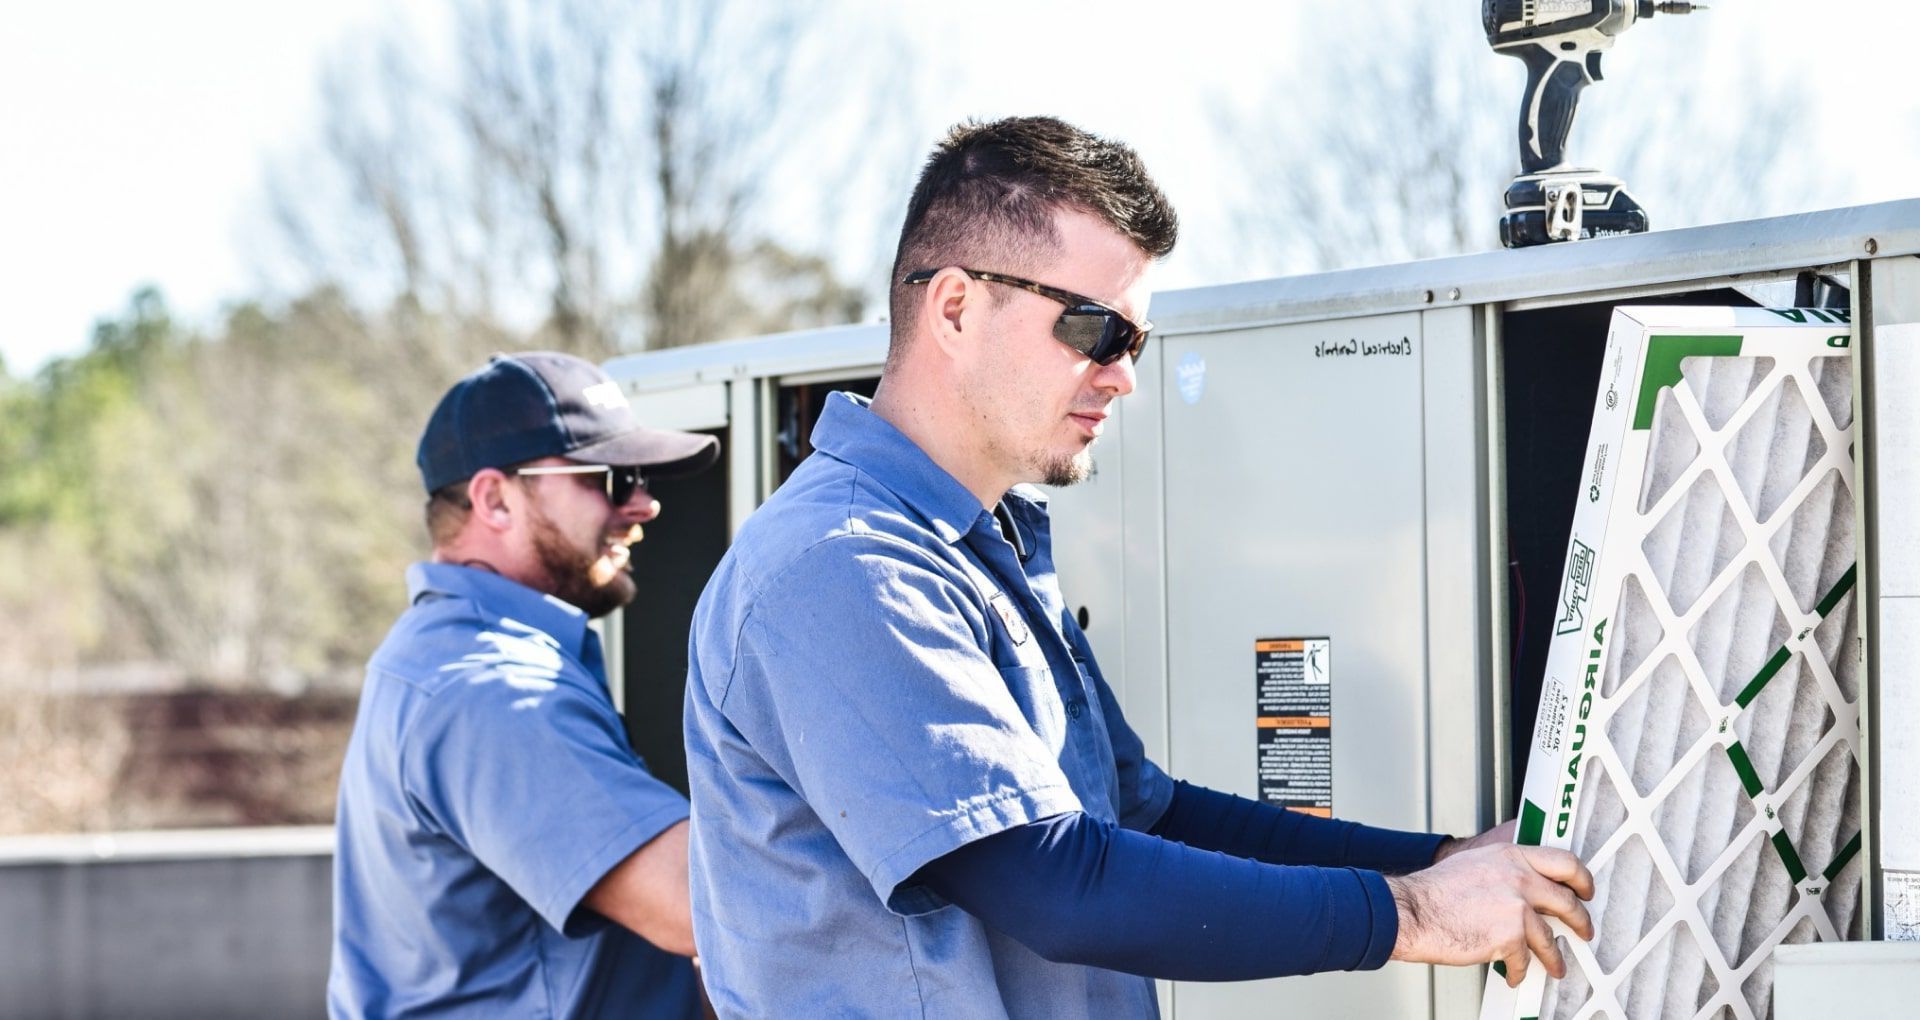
<box><xmin>581</xmin><ymin>820</ymin><xmax>696</xmax><ymax>956</ymax></box>
<box><xmin>1148</xmin><ymin>780</ymin><xmax>1446</xmax><ymax>874</ymax></box>
<box><xmin>915</xmin><ymin>812</ymin><xmax>1397</xmax><ymax>982</ymax></box>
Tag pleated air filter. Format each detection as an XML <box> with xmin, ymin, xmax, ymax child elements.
<box><xmin>1482</xmin><ymin>307</ymin><xmax>1861</xmax><ymax>1020</ymax></box>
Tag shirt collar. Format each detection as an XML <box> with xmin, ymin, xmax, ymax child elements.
<box><xmin>406</xmin><ymin>561</ymin><xmax>593</xmax><ymax>657</ymax></box>
<box><xmin>809</xmin><ymin>392</ymin><xmax>996</xmax><ymax>545</ymax></box>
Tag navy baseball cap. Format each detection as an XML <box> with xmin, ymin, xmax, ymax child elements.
<box><xmin>417</xmin><ymin>351</ymin><xmax>720</xmax><ymax>492</ymax></box>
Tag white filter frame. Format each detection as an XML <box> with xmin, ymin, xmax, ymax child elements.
<box><xmin>1482</xmin><ymin>307</ymin><xmax>1861</xmax><ymax>1020</ymax></box>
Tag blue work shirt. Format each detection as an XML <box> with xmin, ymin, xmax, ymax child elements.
<box><xmin>685</xmin><ymin>392</ymin><xmax>1177</xmax><ymax>1019</ymax></box>
<box><xmin>330</xmin><ymin>563</ymin><xmax>698</xmax><ymax>1020</ymax></box>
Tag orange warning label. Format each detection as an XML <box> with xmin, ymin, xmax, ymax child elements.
<box><xmin>1256</xmin><ymin>636</ymin><xmax>1332</xmax><ymax>816</ymax></box>
<box><xmin>1257</xmin><ymin>716</ymin><xmax>1331</xmax><ymax>728</ymax></box>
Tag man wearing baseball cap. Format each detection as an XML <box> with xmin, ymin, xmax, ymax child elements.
<box><xmin>328</xmin><ymin>352</ymin><xmax>719</xmax><ymax>1019</ymax></box>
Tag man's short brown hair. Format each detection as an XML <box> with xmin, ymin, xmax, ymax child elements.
<box><xmin>887</xmin><ymin>117</ymin><xmax>1178</xmax><ymax>357</ymax></box>
<box><xmin>425</xmin><ymin>483</ymin><xmax>473</xmax><ymax>548</ymax></box>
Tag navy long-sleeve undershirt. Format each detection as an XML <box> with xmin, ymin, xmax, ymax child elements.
<box><xmin>913</xmin><ymin>781</ymin><xmax>1447</xmax><ymax>981</ymax></box>
<box><xmin>1149</xmin><ymin>780</ymin><xmax>1447</xmax><ymax>874</ymax></box>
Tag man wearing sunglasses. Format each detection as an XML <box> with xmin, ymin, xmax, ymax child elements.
<box><xmin>329</xmin><ymin>351</ymin><xmax>719</xmax><ymax>1019</ymax></box>
<box><xmin>684</xmin><ymin>117</ymin><xmax>1594</xmax><ymax>1017</ymax></box>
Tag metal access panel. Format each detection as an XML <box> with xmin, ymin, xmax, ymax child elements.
<box><xmin>1140</xmin><ymin>309</ymin><xmax>1470</xmax><ymax>1017</ymax></box>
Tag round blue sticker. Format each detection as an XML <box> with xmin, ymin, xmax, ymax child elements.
<box><xmin>1176</xmin><ymin>351</ymin><xmax>1206</xmax><ymax>405</ymax></box>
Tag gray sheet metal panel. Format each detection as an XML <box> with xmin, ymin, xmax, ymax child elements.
<box><xmin>1774</xmin><ymin>941</ymin><xmax>1920</xmax><ymax>1018</ymax></box>
<box><xmin>1158</xmin><ymin>312</ymin><xmax>1432</xmax><ymax>1017</ymax></box>
<box><xmin>1125</xmin><ymin>346</ymin><xmax>1176</xmax><ymax>1017</ymax></box>
<box><xmin>1862</xmin><ymin>257</ymin><xmax>1920</xmax><ymax>596</ymax></box>
<box><xmin>1041</xmin><ymin>388</ymin><xmax>1127</xmax><ymax>705</ymax></box>
<box><xmin>600</xmin><ymin>203</ymin><xmax>1920</xmax><ymax>391</ymax></box>
<box><xmin>1149</xmin><ymin>200</ymin><xmax>1920</xmax><ymax>335</ymax></box>
<box><xmin>1118</xmin><ymin>344</ymin><xmax>1170</xmax><ymax>771</ymax></box>
<box><xmin>726</xmin><ymin>378</ymin><xmax>762</xmax><ymax>537</ymax></box>
<box><xmin>1421</xmin><ymin>304</ymin><xmax>1494</xmax><ymax>1020</ymax></box>
<box><xmin>603</xmin><ymin>321</ymin><xmax>887</xmax><ymax>392</ymax></box>
<box><xmin>627</xmin><ymin>380</ymin><xmax>728</xmax><ymax>432</ymax></box>
<box><xmin>1861</xmin><ymin>255</ymin><xmax>1920</xmax><ymax>940</ymax></box>
<box><xmin>1483</xmin><ymin>304</ymin><xmax>1515</xmax><ymax>821</ymax></box>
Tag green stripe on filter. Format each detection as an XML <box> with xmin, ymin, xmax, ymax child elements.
<box><xmin>1771</xmin><ymin>831</ymin><xmax>1809</xmax><ymax>885</ymax></box>
<box><xmin>1518</xmin><ymin>799</ymin><xmax>1547</xmax><ymax>846</ymax></box>
<box><xmin>1815</xmin><ymin>564</ymin><xmax>1857</xmax><ymax>618</ymax></box>
<box><xmin>1824</xmin><ymin>831</ymin><xmax>1862</xmax><ymax>883</ymax></box>
<box><xmin>1634</xmin><ymin>335</ymin><xmax>1744</xmax><ymax>430</ymax></box>
<box><xmin>1724</xmin><ymin>742</ymin><xmax>1765</xmax><ymax>798</ymax></box>
<box><xmin>1731</xmin><ymin>565</ymin><xmax>1858</xmax><ymax>708</ymax></box>
<box><xmin>1736</xmin><ymin>648</ymin><xmax>1796</xmax><ymax>708</ymax></box>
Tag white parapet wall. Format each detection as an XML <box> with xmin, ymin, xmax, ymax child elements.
<box><xmin>0</xmin><ymin>827</ymin><xmax>333</xmax><ymax>1020</ymax></box>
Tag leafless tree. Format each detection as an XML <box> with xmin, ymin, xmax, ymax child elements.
<box><xmin>269</xmin><ymin>0</ymin><xmax>913</xmax><ymax>366</ymax></box>
<box><xmin>1215</xmin><ymin>1</ymin><xmax>1849</xmax><ymax>277</ymax></box>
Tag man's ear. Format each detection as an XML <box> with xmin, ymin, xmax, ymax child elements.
<box><xmin>918</xmin><ymin>267</ymin><xmax>981</xmax><ymax>364</ymax></box>
<box><xmin>467</xmin><ymin>469</ymin><xmax>515</xmax><ymax>533</ymax></box>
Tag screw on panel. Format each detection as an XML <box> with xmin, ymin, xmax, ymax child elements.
<box><xmin>1448</xmin><ymin>288</ymin><xmax>1462</xmax><ymax>301</ymax></box>
<box><xmin>1866</xmin><ymin>238</ymin><xmax>1879</xmax><ymax>255</ymax></box>
<box><xmin>1422</xmin><ymin>289</ymin><xmax>1434</xmax><ymax>303</ymax></box>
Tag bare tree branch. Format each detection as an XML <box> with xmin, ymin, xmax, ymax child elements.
<box><xmin>269</xmin><ymin>0</ymin><xmax>909</xmax><ymax>359</ymax></box>
<box><xmin>1215</xmin><ymin>1</ymin><xmax>1848</xmax><ymax>276</ymax></box>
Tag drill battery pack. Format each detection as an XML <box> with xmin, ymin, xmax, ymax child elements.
<box><xmin>1502</xmin><ymin>171</ymin><xmax>1651</xmax><ymax>248</ymax></box>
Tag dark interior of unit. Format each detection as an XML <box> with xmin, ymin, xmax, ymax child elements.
<box><xmin>1497</xmin><ymin>272</ymin><xmax>1848</xmax><ymax>812</ymax></box>
<box><xmin>776</xmin><ymin>377</ymin><xmax>881</xmax><ymax>485</ymax></box>
<box><xmin>620</xmin><ymin>429</ymin><xmax>728</xmax><ymax>797</ymax></box>
<box><xmin>619</xmin><ymin>377</ymin><xmax>882</xmax><ymax>795</ymax></box>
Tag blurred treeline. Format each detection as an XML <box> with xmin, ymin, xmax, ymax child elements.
<box><xmin>0</xmin><ymin>287</ymin><xmax>421</xmax><ymax>831</ymax></box>
<box><xmin>0</xmin><ymin>288</ymin><xmax>414</xmax><ymax>687</ymax></box>
<box><xmin>0</xmin><ymin>0</ymin><xmax>1841</xmax><ymax>834</ymax></box>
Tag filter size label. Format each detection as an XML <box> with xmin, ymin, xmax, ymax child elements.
<box><xmin>1889</xmin><ymin>871</ymin><xmax>1920</xmax><ymax>942</ymax></box>
<box><xmin>1255</xmin><ymin>637</ymin><xmax>1332</xmax><ymax>817</ymax></box>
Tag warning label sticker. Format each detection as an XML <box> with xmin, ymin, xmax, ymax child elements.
<box><xmin>1256</xmin><ymin>637</ymin><xmax>1332</xmax><ymax>817</ymax></box>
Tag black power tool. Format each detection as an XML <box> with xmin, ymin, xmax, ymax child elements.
<box><xmin>1485</xmin><ymin>0</ymin><xmax>1706</xmax><ymax>247</ymax></box>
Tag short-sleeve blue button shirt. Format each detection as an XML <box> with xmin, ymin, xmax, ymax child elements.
<box><xmin>684</xmin><ymin>393</ymin><xmax>1176</xmax><ymax>1019</ymax></box>
<box><xmin>330</xmin><ymin>563</ymin><xmax>698</xmax><ymax>1019</ymax></box>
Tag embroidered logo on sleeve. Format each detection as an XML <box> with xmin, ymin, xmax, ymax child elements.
<box><xmin>987</xmin><ymin>592</ymin><xmax>1030</xmax><ymax>646</ymax></box>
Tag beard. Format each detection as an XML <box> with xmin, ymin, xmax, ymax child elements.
<box><xmin>527</xmin><ymin>503</ymin><xmax>636</xmax><ymax>618</ymax></box>
<box><xmin>1039</xmin><ymin>445</ymin><xmax>1095</xmax><ymax>487</ymax></box>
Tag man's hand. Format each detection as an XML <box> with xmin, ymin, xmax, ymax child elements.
<box><xmin>1431</xmin><ymin>817</ymin><xmax>1519</xmax><ymax>864</ymax></box>
<box><xmin>1386</xmin><ymin>843</ymin><xmax>1595</xmax><ymax>987</ymax></box>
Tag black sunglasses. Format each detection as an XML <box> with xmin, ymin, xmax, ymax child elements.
<box><xmin>513</xmin><ymin>463</ymin><xmax>649</xmax><ymax>506</ymax></box>
<box><xmin>901</xmin><ymin>267</ymin><xmax>1153</xmax><ymax>366</ymax></box>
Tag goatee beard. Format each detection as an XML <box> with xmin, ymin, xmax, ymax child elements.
<box><xmin>1040</xmin><ymin>448</ymin><xmax>1094</xmax><ymax>487</ymax></box>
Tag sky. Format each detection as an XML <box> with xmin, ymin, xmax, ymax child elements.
<box><xmin>3</xmin><ymin>0</ymin><xmax>1916</xmax><ymax>376</ymax></box>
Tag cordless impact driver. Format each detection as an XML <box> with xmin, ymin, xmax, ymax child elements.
<box><xmin>1485</xmin><ymin>0</ymin><xmax>1705</xmax><ymax>247</ymax></box>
